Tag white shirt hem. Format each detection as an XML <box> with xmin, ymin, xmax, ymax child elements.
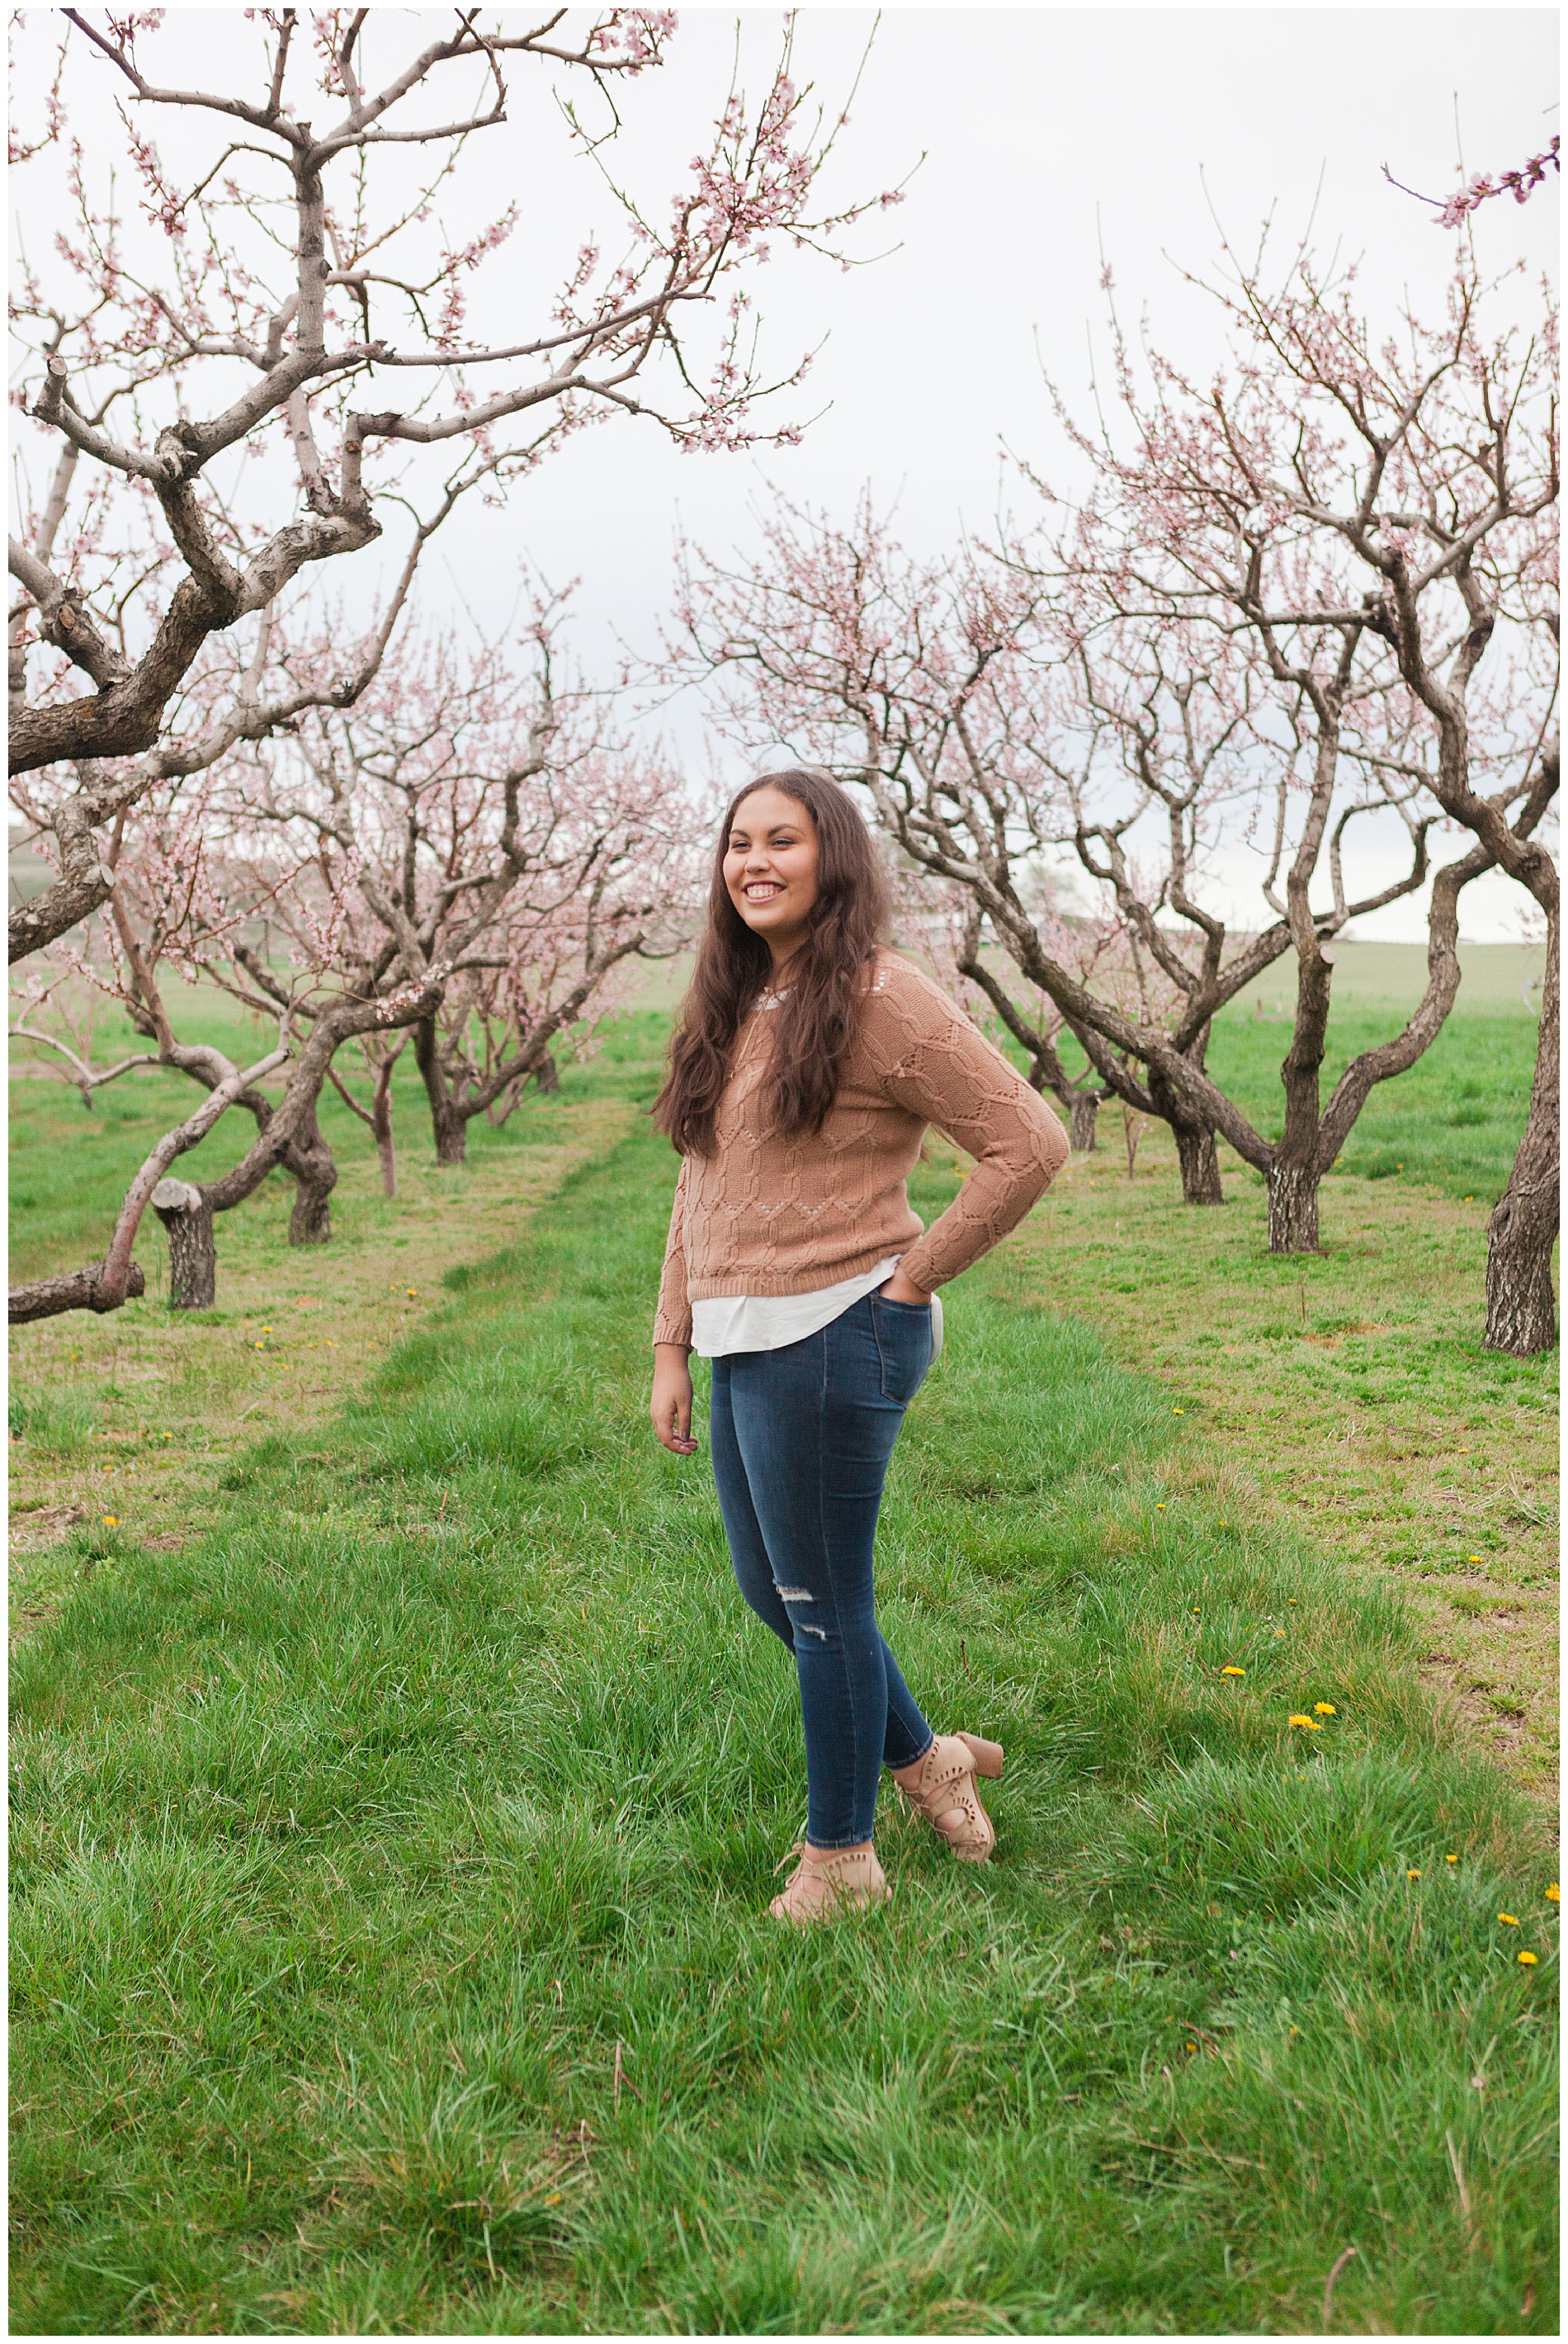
<box><xmin>692</xmin><ymin>1255</ymin><xmax>901</xmax><ymax>1359</ymax></box>
<box><xmin>692</xmin><ymin>1256</ymin><xmax>944</xmax><ymax>1364</ymax></box>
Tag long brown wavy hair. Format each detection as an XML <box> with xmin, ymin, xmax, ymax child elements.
<box><xmin>654</xmin><ymin>768</ymin><xmax>890</xmax><ymax>1157</ymax></box>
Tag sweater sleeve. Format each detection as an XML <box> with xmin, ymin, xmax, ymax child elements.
<box><xmin>653</xmin><ymin>1153</ymin><xmax>694</xmax><ymax>1348</ymax></box>
<box><xmin>866</xmin><ymin>962</ymin><xmax>1069</xmax><ymax>1293</ymax></box>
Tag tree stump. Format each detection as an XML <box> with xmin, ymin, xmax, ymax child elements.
<box><xmin>151</xmin><ymin>1179</ymin><xmax>217</xmax><ymax>1310</ymax></box>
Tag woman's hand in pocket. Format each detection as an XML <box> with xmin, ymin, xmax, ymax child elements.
<box><xmin>878</xmin><ymin>1267</ymin><xmax>931</xmax><ymax>1308</ymax></box>
<box><xmin>650</xmin><ymin>1343</ymin><xmax>698</xmax><ymax>1455</ymax></box>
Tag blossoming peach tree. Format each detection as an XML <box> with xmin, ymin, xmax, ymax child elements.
<box><xmin>1036</xmin><ymin>234</ymin><xmax>1557</xmax><ymax>1348</ymax></box>
<box><xmin>11</xmin><ymin>597</ymin><xmax>697</xmax><ymax>1314</ymax></box>
<box><xmin>216</xmin><ymin>600</ymin><xmax>695</xmax><ymax>1179</ymax></box>
<box><xmin>8</xmin><ymin>4</ymin><xmax>899</xmax><ymax>1319</ymax></box>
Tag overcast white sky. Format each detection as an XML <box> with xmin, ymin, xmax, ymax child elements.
<box><xmin>10</xmin><ymin>4</ymin><xmax>1559</xmax><ymax>939</ymax></box>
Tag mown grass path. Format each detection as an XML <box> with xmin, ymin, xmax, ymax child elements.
<box><xmin>8</xmin><ymin>1089</ymin><xmax>632</xmax><ymax>1638</ymax></box>
<box><xmin>10</xmin><ymin>1080</ymin><xmax>1559</xmax><ymax>2334</ymax></box>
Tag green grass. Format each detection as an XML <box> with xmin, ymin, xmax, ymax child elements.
<box><xmin>7</xmin><ymin>1384</ymin><xmax>98</xmax><ymax>1458</ymax></box>
<box><xmin>10</xmin><ymin>1034</ymin><xmax>1558</xmax><ymax>2334</ymax></box>
<box><xmin>1041</xmin><ymin>1004</ymin><xmax>1539</xmax><ymax>1207</ymax></box>
<box><xmin>7</xmin><ymin>990</ymin><xmax>663</xmax><ymax>1291</ymax></box>
<box><xmin>1203</xmin><ymin>1008</ymin><xmax>1542</xmax><ymax>1202</ymax></box>
<box><xmin>994</xmin><ymin>1127</ymin><xmax>1558</xmax><ymax>1794</ymax></box>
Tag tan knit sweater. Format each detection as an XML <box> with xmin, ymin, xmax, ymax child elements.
<box><xmin>654</xmin><ymin>951</ymin><xmax>1068</xmax><ymax>1348</ymax></box>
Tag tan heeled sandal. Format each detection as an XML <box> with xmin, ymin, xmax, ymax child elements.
<box><xmin>894</xmin><ymin>1732</ymin><xmax>1004</xmax><ymax>1863</ymax></box>
<box><xmin>768</xmin><ymin>1841</ymin><xmax>892</xmax><ymax>1926</ymax></box>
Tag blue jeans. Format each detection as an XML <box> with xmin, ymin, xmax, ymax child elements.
<box><xmin>708</xmin><ymin>1291</ymin><xmax>937</xmax><ymax>1848</ymax></box>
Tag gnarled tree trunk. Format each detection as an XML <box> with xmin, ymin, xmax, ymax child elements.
<box><xmin>372</xmin><ymin>1112</ymin><xmax>398</xmax><ymax>1195</ymax></box>
<box><xmin>1266</xmin><ymin>1156</ymin><xmax>1321</xmax><ymax>1255</ymax></box>
<box><xmin>430</xmin><ymin>1101</ymin><xmax>468</xmax><ymax>1165</ymax></box>
<box><xmin>287</xmin><ymin>1121</ymin><xmax>337</xmax><ymax>1243</ymax></box>
<box><xmin>1264</xmin><ymin>931</ymin><xmax>1334</xmax><ymax>1252</ymax></box>
<box><xmin>370</xmin><ymin>1055</ymin><xmax>399</xmax><ymax>1196</ymax></box>
<box><xmin>1067</xmin><ymin>1090</ymin><xmax>1098</xmax><ymax>1151</ymax></box>
<box><xmin>413</xmin><ymin>1014</ymin><xmax>470</xmax><ymax>1165</ymax></box>
<box><xmin>1174</xmin><ymin>1122</ymin><xmax>1224</xmax><ymax>1205</ymax></box>
<box><xmin>152</xmin><ymin>1178</ymin><xmax>217</xmax><ymax>1308</ymax></box>
<box><xmin>1485</xmin><ymin>904</ymin><xmax>1558</xmax><ymax>1355</ymax></box>
<box><xmin>1146</xmin><ymin>1065</ymin><xmax>1224</xmax><ymax>1204</ymax></box>
<box><xmin>9</xmin><ymin>1260</ymin><xmax>147</xmax><ymax>1325</ymax></box>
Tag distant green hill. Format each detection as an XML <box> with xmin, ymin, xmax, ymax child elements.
<box><xmin>1223</xmin><ymin>938</ymin><xmax>1545</xmax><ymax>1020</ymax></box>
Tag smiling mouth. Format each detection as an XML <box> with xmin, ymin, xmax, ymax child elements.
<box><xmin>744</xmin><ymin>882</ymin><xmax>785</xmax><ymax>902</ymax></box>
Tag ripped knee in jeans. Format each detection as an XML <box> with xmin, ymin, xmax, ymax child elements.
<box><xmin>774</xmin><ymin>1584</ymin><xmax>829</xmax><ymax>1641</ymax></box>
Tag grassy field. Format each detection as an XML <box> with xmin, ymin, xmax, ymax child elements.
<box><xmin>1204</xmin><ymin>1000</ymin><xmax>1542</xmax><ymax>1204</ymax></box>
<box><xmin>9</xmin><ymin>998</ymin><xmax>1559</xmax><ymax>2336</ymax></box>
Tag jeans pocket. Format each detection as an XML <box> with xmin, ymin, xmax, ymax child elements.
<box><xmin>872</xmin><ymin>1295</ymin><xmax>933</xmax><ymax>1405</ymax></box>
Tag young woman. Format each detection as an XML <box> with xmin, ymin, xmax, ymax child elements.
<box><xmin>649</xmin><ymin>769</ymin><xmax>1068</xmax><ymax>1924</ymax></box>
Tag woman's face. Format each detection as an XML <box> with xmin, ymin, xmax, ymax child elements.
<box><xmin>723</xmin><ymin>785</ymin><xmax>820</xmax><ymax>965</ymax></box>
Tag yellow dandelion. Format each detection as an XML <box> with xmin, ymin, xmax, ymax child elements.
<box><xmin>1287</xmin><ymin>1597</ymin><xmax>1297</xmax><ymax>1605</ymax></box>
<box><xmin>254</xmin><ymin>1342</ymin><xmax>264</xmax><ymax>1350</ymax></box>
<box><xmin>1518</xmin><ymin>1951</ymin><xmax>1538</xmax><ymax>1966</ymax></box>
<box><xmin>1288</xmin><ymin>1713</ymin><xmax>1315</xmax><ymax>1727</ymax></box>
<box><xmin>1466</xmin><ymin>1553</ymin><xmax>1483</xmax><ymax>1563</ymax></box>
<box><xmin>1498</xmin><ymin>1913</ymin><xmax>1519</xmax><ymax>1927</ymax></box>
<box><xmin>1288</xmin><ymin>2025</ymin><xmax>1301</xmax><ymax>2036</ymax></box>
<box><xmin>544</xmin><ymin>2188</ymin><xmax>564</xmax><ymax>2205</ymax></box>
<box><xmin>1547</xmin><ymin>1884</ymin><xmax>1561</xmax><ymax>1903</ymax></box>
<box><xmin>1183</xmin><ymin>2040</ymin><xmax>1197</xmax><ymax>2052</ymax></box>
<box><xmin>1221</xmin><ymin>1666</ymin><xmax>1245</xmax><ymax>1678</ymax></box>
<box><xmin>1445</xmin><ymin>1855</ymin><xmax>1458</xmax><ymax>1864</ymax></box>
<box><xmin>1407</xmin><ymin>1869</ymin><xmax>1422</xmax><ymax>1880</ymax></box>
<box><xmin>101</xmin><ymin>1515</ymin><xmax>119</xmax><ymax>1527</ymax></box>
<box><xmin>1156</xmin><ymin>1503</ymin><xmax>1166</xmax><ymax>1511</ymax></box>
<box><xmin>1463</xmin><ymin>1194</ymin><xmax>1475</xmax><ymax>1202</ymax></box>
<box><xmin>1275</xmin><ymin>1629</ymin><xmax>1287</xmax><ymax>1638</ymax></box>
<box><xmin>1313</xmin><ymin>1702</ymin><xmax>1336</xmax><ymax>1716</ymax></box>
<box><xmin>262</xmin><ymin>1325</ymin><xmax>272</xmax><ymax>1333</ymax></box>
<box><xmin>1174</xmin><ymin>1407</ymin><xmax>1185</xmax><ymax>1415</ymax></box>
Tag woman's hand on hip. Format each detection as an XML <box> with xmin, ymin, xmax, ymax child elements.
<box><xmin>878</xmin><ymin>1268</ymin><xmax>932</xmax><ymax>1307</ymax></box>
<box><xmin>650</xmin><ymin>1343</ymin><xmax>698</xmax><ymax>1455</ymax></box>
